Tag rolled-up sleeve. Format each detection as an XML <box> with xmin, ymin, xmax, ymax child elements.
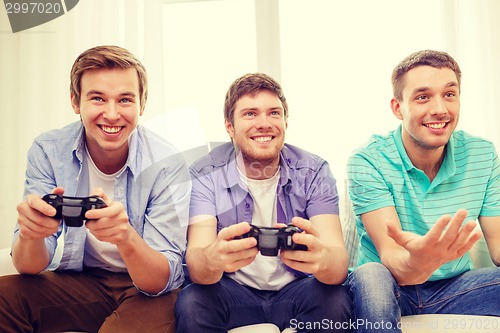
<box><xmin>137</xmin><ymin>153</ymin><xmax>191</xmax><ymax>295</ymax></box>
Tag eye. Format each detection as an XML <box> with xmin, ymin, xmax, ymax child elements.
<box><xmin>444</xmin><ymin>92</ymin><xmax>456</xmax><ymax>98</ymax></box>
<box><xmin>119</xmin><ymin>98</ymin><xmax>132</xmax><ymax>103</ymax></box>
<box><xmin>244</xmin><ymin>111</ymin><xmax>256</xmax><ymax>117</ymax></box>
<box><xmin>415</xmin><ymin>95</ymin><xmax>429</xmax><ymax>101</ymax></box>
<box><xmin>270</xmin><ymin>110</ymin><xmax>281</xmax><ymax>116</ymax></box>
<box><xmin>91</xmin><ymin>96</ymin><xmax>104</xmax><ymax>102</ymax></box>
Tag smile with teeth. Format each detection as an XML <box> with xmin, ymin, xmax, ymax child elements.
<box><xmin>100</xmin><ymin>125</ymin><xmax>122</xmax><ymax>134</ymax></box>
<box><xmin>253</xmin><ymin>136</ymin><xmax>273</xmax><ymax>143</ymax></box>
<box><xmin>425</xmin><ymin>123</ymin><xmax>446</xmax><ymax>129</ymax></box>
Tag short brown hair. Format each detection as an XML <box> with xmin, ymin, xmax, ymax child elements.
<box><xmin>391</xmin><ymin>50</ymin><xmax>462</xmax><ymax>101</ymax></box>
<box><xmin>224</xmin><ymin>73</ymin><xmax>288</xmax><ymax>125</ymax></box>
<box><xmin>70</xmin><ymin>45</ymin><xmax>148</xmax><ymax>108</ymax></box>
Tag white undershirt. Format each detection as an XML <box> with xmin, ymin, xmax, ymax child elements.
<box><xmin>231</xmin><ymin>167</ymin><xmax>297</xmax><ymax>290</ymax></box>
<box><xmin>83</xmin><ymin>146</ymin><xmax>127</xmax><ymax>272</ymax></box>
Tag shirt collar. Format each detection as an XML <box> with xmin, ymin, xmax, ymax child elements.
<box><xmin>219</xmin><ymin>144</ymin><xmax>292</xmax><ymax>190</ymax></box>
<box><xmin>72</xmin><ymin>122</ymin><xmax>86</xmax><ymax>163</ymax></box>
<box><xmin>393</xmin><ymin>125</ymin><xmax>415</xmax><ymax>172</ymax></box>
<box><xmin>71</xmin><ymin>122</ymin><xmax>139</xmax><ymax>176</ymax></box>
<box><xmin>392</xmin><ymin>124</ymin><xmax>456</xmax><ymax>177</ymax></box>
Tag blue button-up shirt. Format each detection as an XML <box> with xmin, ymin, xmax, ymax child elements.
<box><xmin>190</xmin><ymin>142</ymin><xmax>339</xmax><ymax>243</ymax></box>
<box><xmin>13</xmin><ymin>121</ymin><xmax>191</xmax><ymax>295</ymax></box>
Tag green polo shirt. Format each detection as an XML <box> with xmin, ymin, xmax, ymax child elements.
<box><xmin>347</xmin><ymin>126</ymin><xmax>500</xmax><ymax>280</ymax></box>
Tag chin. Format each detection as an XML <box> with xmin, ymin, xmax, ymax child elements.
<box><xmin>242</xmin><ymin>149</ymin><xmax>279</xmax><ymax>163</ymax></box>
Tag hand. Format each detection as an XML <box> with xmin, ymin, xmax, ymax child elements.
<box><xmin>279</xmin><ymin>217</ymin><xmax>330</xmax><ymax>275</ymax></box>
<box><xmin>388</xmin><ymin>209</ymin><xmax>482</xmax><ymax>271</ymax></box>
<box><xmin>16</xmin><ymin>187</ymin><xmax>63</xmax><ymax>240</ymax></box>
<box><xmin>84</xmin><ymin>187</ymin><xmax>132</xmax><ymax>245</ymax></box>
<box><xmin>205</xmin><ymin>222</ymin><xmax>258</xmax><ymax>273</ymax></box>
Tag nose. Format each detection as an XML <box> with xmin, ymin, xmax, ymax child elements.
<box><xmin>255</xmin><ymin>113</ymin><xmax>272</xmax><ymax>129</ymax></box>
<box><xmin>431</xmin><ymin>98</ymin><xmax>448</xmax><ymax>116</ymax></box>
<box><xmin>102</xmin><ymin>102</ymin><xmax>120</xmax><ymax>121</ymax></box>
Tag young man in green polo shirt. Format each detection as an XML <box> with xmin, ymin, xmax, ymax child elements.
<box><xmin>346</xmin><ymin>49</ymin><xmax>500</xmax><ymax>333</ymax></box>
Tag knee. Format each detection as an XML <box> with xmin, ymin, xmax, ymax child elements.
<box><xmin>347</xmin><ymin>263</ymin><xmax>399</xmax><ymax>313</ymax></box>
<box><xmin>0</xmin><ymin>275</ymin><xmax>40</xmax><ymax>317</ymax></box>
<box><xmin>175</xmin><ymin>283</ymin><xmax>218</xmax><ymax>316</ymax></box>
<box><xmin>175</xmin><ymin>284</ymin><xmax>199</xmax><ymax>315</ymax></box>
<box><xmin>349</xmin><ymin>263</ymin><xmax>395</xmax><ymax>287</ymax></box>
<box><xmin>348</xmin><ymin>263</ymin><xmax>398</xmax><ymax>299</ymax></box>
<box><xmin>301</xmin><ymin>279</ymin><xmax>352</xmax><ymax>316</ymax></box>
<box><xmin>0</xmin><ymin>275</ymin><xmax>29</xmax><ymax>304</ymax></box>
<box><xmin>323</xmin><ymin>284</ymin><xmax>352</xmax><ymax>316</ymax></box>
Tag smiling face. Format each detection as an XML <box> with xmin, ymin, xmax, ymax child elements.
<box><xmin>391</xmin><ymin>66</ymin><xmax>460</xmax><ymax>158</ymax></box>
<box><xmin>225</xmin><ymin>90</ymin><xmax>287</xmax><ymax>178</ymax></box>
<box><xmin>71</xmin><ymin>67</ymin><xmax>143</xmax><ymax>173</ymax></box>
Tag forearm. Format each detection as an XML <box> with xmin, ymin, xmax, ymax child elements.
<box><xmin>185</xmin><ymin>247</ymin><xmax>224</xmax><ymax>285</ymax></box>
<box><xmin>12</xmin><ymin>236</ymin><xmax>50</xmax><ymax>274</ymax></box>
<box><xmin>314</xmin><ymin>246</ymin><xmax>348</xmax><ymax>285</ymax></box>
<box><xmin>381</xmin><ymin>249</ymin><xmax>436</xmax><ymax>285</ymax></box>
<box><xmin>118</xmin><ymin>230</ymin><xmax>172</xmax><ymax>294</ymax></box>
<box><xmin>491</xmin><ymin>246</ymin><xmax>500</xmax><ymax>267</ymax></box>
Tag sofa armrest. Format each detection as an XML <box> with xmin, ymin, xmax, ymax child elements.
<box><xmin>0</xmin><ymin>247</ymin><xmax>17</xmax><ymax>276</ymax></box>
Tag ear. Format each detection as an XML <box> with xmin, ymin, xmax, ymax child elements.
<box><xmin>70</xmin><ymin>93</ymin><xmax>80</xmax><ymax>115</ymax></box>
<box><xmin>390</xmin><ymin>98</ymin><xmax>403</xmax><ymax>120</ymax></box>
<box><xmin>225</xmin><ymin>119</ymin><xmax>235</xmax><ymax>139</ymax></box>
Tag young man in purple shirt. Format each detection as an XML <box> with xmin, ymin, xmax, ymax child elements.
<box><xmin>175</xmin><ymin>73</ymin><xmax>351</xmax><ymax>332</ymax></box>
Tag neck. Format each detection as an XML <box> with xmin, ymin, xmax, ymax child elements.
<box><xmin>87</xmin><ymin>145</ymin><xmax>128</xmax><ymax>175</ymax></box>
<box><xmin>412</xmin><ymin>151</ymin><xmax>444</xmax><ymax>182</ymax></box>
<box><xmin>403</xmin><ymin>139</ymin><xmax>445</xmax><ymax>182</ymax></box>
<box><xmin>236</xmin><ymin>152</ymin><xmax>280</xmax><ymax>180</ymax></box>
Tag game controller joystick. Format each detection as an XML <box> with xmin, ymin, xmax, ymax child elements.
<box><xmin>42</xmin><ymin>194</ymin><xmax>107</xmax><ymax>227</ymax></box>
<box><xmin>239</xmin><ymin>225</ymin><xmax>308</xmax><ymax>256</ymax></box>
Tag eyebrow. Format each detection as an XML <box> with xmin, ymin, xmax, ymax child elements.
<box><xmin>239</xmin><ymin>106</ymin><xmax>283</xmax><ymax>112</ymax></box>
<box><xmin>86</xmin><ymin>90</ymin><xmax>137</xmax><ymax>97</ymax></box>
<box><xmin>411</xmin><ymin>81</ymin><xmax>459</xmax><ymax>95</ymax></box>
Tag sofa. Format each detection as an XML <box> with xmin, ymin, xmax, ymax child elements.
<box><xmin>0</xmin><ymin>187</ymin><xmax>497</xmax><ymax>332</ymax></box>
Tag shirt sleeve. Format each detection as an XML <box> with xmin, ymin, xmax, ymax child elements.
<box><xmin>347</xmin><ymin>150</ymin><xmax>395</xmax><ymax>216</ymax></box>
<box><xmin>139</xmin><ymin>154</ymin><xmax>191</xmax><ymax>296</ymax></box>
<box><xmin>189</xmin><ymin>165</ymin><xmax>218</xmax><ymax>219</ymax></box>
<box><xmin>305</xmin><ymin>161</ymin><xmax>340</xmax><ymax>217</ymax></box>
<box><xmin>12</xmin><ymin>139</ymin><xmax>61</xmax><ymax>268</ymax></box>
<box><xmin>480</xmin><ymin>145</ymin><xmax>500</xmax><ymax>217</ymax></box>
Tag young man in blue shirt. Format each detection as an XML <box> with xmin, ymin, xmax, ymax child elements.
<box><xmin>347</xmin><ymin>50</ymin><xmax>500</xmax><ymax>333</ymax></box>
<box><xmin>0</xmin><ymin>45</ymin><xmax>190</xmax><ymax>333</ymax></box>
<box><xmin>175</xmin><ymin>73</ymin><xmax>351</xmax><ymax>333</ymax></box>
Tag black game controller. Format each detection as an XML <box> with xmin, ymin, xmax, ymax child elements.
<box><xmin>42</xmin><ymin>194</ymin><xmax>107</xmax><ymax>227</ymax></box>
<box><xmin>239</xmin><ymin>225</ymin><xmax>308</xmax><ymax>256</ymax></box>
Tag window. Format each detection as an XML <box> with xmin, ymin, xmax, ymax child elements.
<box><xmin>158</xmin><ymin>0</ymin><xmax>498</xmax><ymax>185</ymax></box>
<box><xmin>279</xmin><ymin>0</ymin><xmax>444</xmax><ymax>181</ymax></box>
<box><xmin>155</xmin><ymin>0</ymin><xmax>258</xmax><ymax>152</ymax></box>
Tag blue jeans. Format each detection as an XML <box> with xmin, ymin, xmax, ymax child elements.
<box><xmin>175</xmin><ymin>276</ymin><xmax>352</xmax><ymax>332</ymax></box>
<box><xmin>347</xmin><ymin>262</ymin><xmax>500</xmax><ymax>333</ymax></box>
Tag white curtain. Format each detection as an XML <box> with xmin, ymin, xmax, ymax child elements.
<box><xmin>441</xmin><ymin>0</ymin><xmax>500</xmax><ymax>145</ymax></box>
